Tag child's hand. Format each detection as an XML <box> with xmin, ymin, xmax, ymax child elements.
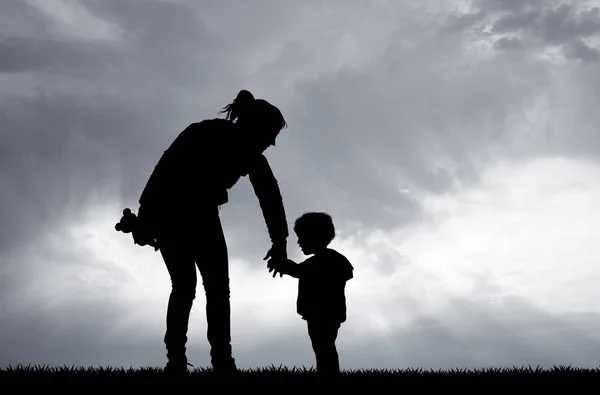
<box><xmin>267</xmin><ymin>258</ymin><xmax>285</xmax><ymax>278</ymax></box>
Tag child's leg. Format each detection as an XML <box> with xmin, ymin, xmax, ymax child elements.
<box><xmin>307</xmin><ymin>319</ymin><xmax>341</xmax><ymax>375</ymax></box>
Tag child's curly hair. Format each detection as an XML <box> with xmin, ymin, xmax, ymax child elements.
<box><xmin>293</xmin><ymin>212</ymin><xmax>336</xmax><ymax>245</ymax></box>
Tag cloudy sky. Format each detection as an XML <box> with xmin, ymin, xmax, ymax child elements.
<box><xmin>2</xmin><ymin>0</ymin><xmax>600</xmax><ymax>371</ymax></box>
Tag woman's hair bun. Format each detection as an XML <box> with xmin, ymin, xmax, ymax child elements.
<box><xmin>235</xmin><ymin>90</ymin><xmax>255</xmax><ymax>104</ymax></box>
<box><xmin>230</xmin><ymin>90</ymin><xmax>255</xmax><ymax>121</ymax></box>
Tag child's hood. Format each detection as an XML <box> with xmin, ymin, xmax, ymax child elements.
<box><xmin>327</xmin><ymin>248</ymin><xmax>354</xmax><ymax>280</ymax></box>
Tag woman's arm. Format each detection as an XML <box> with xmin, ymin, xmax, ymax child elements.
<box><xmin>248</xmin><ymin>155</ymin><xmax>289</xmax><ymax>254</ymax></box>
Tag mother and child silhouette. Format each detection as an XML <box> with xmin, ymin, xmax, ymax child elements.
<box><xmin>116</xmin><ymin>90</ymin><xmax>354</xmax><ymax>378</ymax></box>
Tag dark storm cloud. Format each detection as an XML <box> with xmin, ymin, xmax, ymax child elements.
<box><xmin>493</xmin><ymin>36</ymin><xmax>526</xmax><ymax>50</ymax></box>
<box><xmin>0</xmin><ymin>91</ymin><xmax>176</xmax><ymax>255</ymax></box>
<box><xmin>563</xmin><ymin>38</ymin><xmax>600</xmax><ymax>62</ymax></box>
<box><xmin>492</xmin><ymin>3</ymin><xmax>600</xmax><ymax>45</ymax></box>
<box><xmin>0</xmin><ymin>1</ymin><xmax>52</xmax><ymax>38</ymax></box>
<box><xmin>437</xmin><ymin>0</ymin><xmax>600</xmax><ymax>162</ymax></box>
<box><xmin>258</xmin><ymin>27</ymin><xmax>552</xmax><ymax>233</ymax></box>
<box><xmin>0</xmin><ymin>36</ymin><xmax>122</xmax><ymax>74</ymax></box>
<box><xmin>442</xmin><ymin>9</ymin><xmax>488</xmax><ymax>33</ymax></box>
<box><xmin>82</xmin><ymin>0</ymin><xmax>225</xmax><ymax>89</ymax></box>
<box><xmin>453</xmin><ymin>1</ymin><xmax>600</xmax><ymax>62</ymax></box>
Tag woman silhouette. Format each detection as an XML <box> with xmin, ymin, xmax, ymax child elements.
<box><xmin>132</xmin><ymin>90</ymin><xmax>290</xmax><ymax>375</ymax></box>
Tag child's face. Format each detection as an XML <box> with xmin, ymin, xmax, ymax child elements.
<box><xmin>296</xmin><ymin>231</ymin><xmax>323</xmax><ymax>255</ymax></box>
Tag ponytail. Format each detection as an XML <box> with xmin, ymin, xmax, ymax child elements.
<box><xmin>218</xmin><ymin>89</ymin><xmax>288</xmax><ymax>132</ymax></box>
<box><xmin>218</xmin><ymin>90</ymin><xmax>255</xmax><ymax>122</ymax></box>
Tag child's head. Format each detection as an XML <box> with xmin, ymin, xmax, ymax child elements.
<box><xmin>293</xmin><ymin>212</ymin><xmax>336</xmax><ymax>255</ymax></box>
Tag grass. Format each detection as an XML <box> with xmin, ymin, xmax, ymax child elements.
<box><xmin>1</xmin><ymin>364</ymin><xmax>599</xmax><ymax>389</ymax></box>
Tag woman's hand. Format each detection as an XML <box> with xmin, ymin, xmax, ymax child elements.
<box><xmin>263</xmin><ymin>242</ymin><xmax>287</xmax><ymax>262</ymax></box>
<box><xmin>264</xmin><ymin>242</ymin><xmax>287</xmax><ymax>277</ymax></box>
<box><xmin>132</xmin><ymin>206</ymin><xmax>159</xmax><ymax>251</ymax></box>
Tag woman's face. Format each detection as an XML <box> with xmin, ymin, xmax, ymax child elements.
<box><xmin>258</xmin><ymin>129</ymin><xmax>278</xmax><ymax>152</ymax></box>
<box><xmin>238</xmin><ymin>121</ymin><xmax>279</xmax><ymax>154</ymax></box>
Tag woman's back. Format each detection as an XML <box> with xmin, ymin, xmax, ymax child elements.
<box><xmin>138</xmin><ymin>118</ymin><xmax>243</xmax><ymax>218</ymax></box>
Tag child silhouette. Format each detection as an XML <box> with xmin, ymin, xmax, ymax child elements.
<box><xmin>267</xmin><ymin>212</ymin><xmax>354</xmax><ymax>378</ymax></box>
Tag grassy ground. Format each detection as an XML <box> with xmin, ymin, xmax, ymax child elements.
<box><xmin>1</xmin><ymin>364</ymin><xmax>599</xmax><ymax>389</ymax></box>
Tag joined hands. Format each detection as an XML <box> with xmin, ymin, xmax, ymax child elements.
<box><xmin>267</xmin><ymin>258</ymin><xmax>288</xmax><ymax>278</ymax></box>
<box><xmin>263</xmin><ymin>242</ymin><xmax>287</xmax><ymax>278</ymax></box>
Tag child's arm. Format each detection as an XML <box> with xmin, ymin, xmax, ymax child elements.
<box><xmin>282</xmin><ymin>259</ymin><xmax>302</xmax><ymax>278</ymax></box>
<box><xmin>269</xmin><ymin>259</ymin><xmax>303</xmax><ymax>278</ymax></box>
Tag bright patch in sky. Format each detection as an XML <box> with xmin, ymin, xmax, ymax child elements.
<box><xmin>26</xmin><ymin>156</ymin><xmax>599</xmax><ymax>350</ymax></box>
<box><xmin>395</xmin><ymin>157</ymin><xmax>600</xmax><ymax>316</ymax></box>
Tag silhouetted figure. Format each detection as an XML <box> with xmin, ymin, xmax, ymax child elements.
<box><xmin>127</xmin><ymin>90</ymin><xmax>290</xmax><ymax>375</ymax></box>
<box><xmin>267</xmin><ymin>212</ymin><xmax>354</xmax><ymax>379</ymax></box>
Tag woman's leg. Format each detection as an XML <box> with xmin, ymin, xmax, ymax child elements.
<box><xmin>159</xmin><ymin>235</ymin><xmax>197</xmax><ymax>371</ymax></box>
<box><xmin>194</xmin><ymin>210</ymin><xmax>237</xmax><ymax>372</ymax></box>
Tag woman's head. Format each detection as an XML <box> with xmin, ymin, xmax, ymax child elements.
<box><xmin>218</xmin><ymin>90</ymin><xmax>287</xmax><ymax>153</ymax></box>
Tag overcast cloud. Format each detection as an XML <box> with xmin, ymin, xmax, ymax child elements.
<box><xmin>2</xmin><ymin>0</ymin><xmax>600</xmax><ymax>371</ymax></box>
